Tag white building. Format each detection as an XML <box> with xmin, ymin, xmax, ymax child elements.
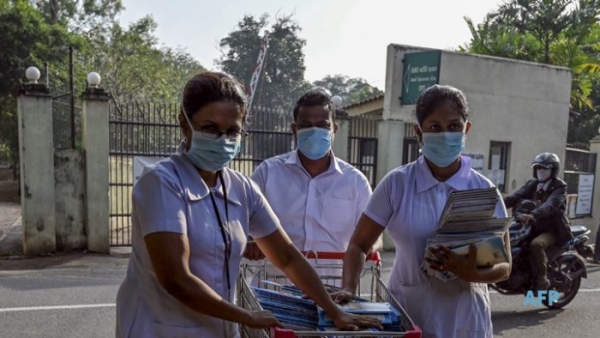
<box><xmin>349</xmin><ymin>43</ymin><xmax>572</xmax><ymax>194</ymax></box>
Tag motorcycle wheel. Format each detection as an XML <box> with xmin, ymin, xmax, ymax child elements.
<box><xmin>542</xmin><ymin>258</ymin><xmax>582</xmax><ymax>309</ymax></box>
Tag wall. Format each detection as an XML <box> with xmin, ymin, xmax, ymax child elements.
<box><xmin>382</xmin><ymin>44</ymin><xmax>572</xmax><ymax>192</ymax></box>
<box><xmin>439</xmin><ymin>51</ymin><xmax>572</xmax><ymax>194</ymax></box>
<box><xmin>54</xmin><ymin>149</ymin><xmax>86</xmax><ymax>251</ymax></box>
<box><xmin>378</xmin><ymin>44</ymin><xmax>574</xmax><ymax>250</ymax></box>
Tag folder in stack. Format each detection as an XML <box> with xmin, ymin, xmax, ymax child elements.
<box><xmin>317</xmin><ymin>302</ymin><xmax>401</xmax><ymax>327</ymax></box>
<box><xmin>423</xmin><ymin>187</ymin><xmax>511</xmax><ymax>282</ymax></box>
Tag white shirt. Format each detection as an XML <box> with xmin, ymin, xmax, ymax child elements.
<box><xmin>251</xmin><ymin>150</ymin><xmax>372</xmax><ymax>253</ymax></box>
<box><xmin>116</xmin><ymin>146</ymin><xmax>280</xmax><ymax>338</ymax></box>
<box><xmin>365</xmin><ymin>156</ymin><xmax>507</xmax><ymax>338</ymax></box>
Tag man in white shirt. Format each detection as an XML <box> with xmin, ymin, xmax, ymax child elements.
<box><xmin>245</xmin><ymin>89</ymin><xmax>381</xmax><ymax>265</ymax></box>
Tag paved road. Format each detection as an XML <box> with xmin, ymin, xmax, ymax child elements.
<box><xmin>0</xmin><ymin>250</ymin><xmax>599</xmax><ymax>338</ymax></box>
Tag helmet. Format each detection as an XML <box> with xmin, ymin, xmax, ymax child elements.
<box><xmin>531</xmin><ymin>152</ymin><xmax>560</xmax><ymax>180</ymax></box>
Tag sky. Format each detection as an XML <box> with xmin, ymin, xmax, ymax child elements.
<box><xmin>118</xmin><ymin>0</ymin><xmax>504</xmax><ymax>90</ymax></box>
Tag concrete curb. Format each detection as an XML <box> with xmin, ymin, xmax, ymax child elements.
<box><xmin>0</xmin><ymin>215</ymin><xmax>23</xmax><ymax>257</ymax></box>
<box><xmin>0</xmin><ymin>214</ymin><xmax>21</xmax><ymax>243</ymax></box>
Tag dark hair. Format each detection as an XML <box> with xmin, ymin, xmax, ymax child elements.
<box><xmin>415</xmin><ymin>84</ymin><xmax>469</xmax><ymax>126</ymax></box>
<box><xmin>182</xmin><ymin>72</ymin><xmax>247</xmax><ymax>118</ymax></box>
<box><xmin>292</xmin><ymin>88</ymin><xmax>336</xmax><ymax>122</ymax></box>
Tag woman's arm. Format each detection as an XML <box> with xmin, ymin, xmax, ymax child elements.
<box><xmin>255</xmin><ymin>228</ymin><xmax>382</xmax><ymax>330</ymax></box>
<box><xmin>335</xmin><ymin>214</ymin><xmax>386</xmax><ymax>302</ymax></box>
<box><xmin>144</xmin><ymin>232</ymin><xmax>280</xmax><ymax>328</ymax></box>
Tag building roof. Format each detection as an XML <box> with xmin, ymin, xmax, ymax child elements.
<box><xmin>342</xmin><ymin>93</ymin><xmax>385</xmax><ymax>110</ymax></box>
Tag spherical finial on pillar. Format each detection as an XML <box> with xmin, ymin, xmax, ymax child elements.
<box><xmin>331</xmin><ymin>95</ymin><xmax>343</xmax><ymax>108</ymax></box>
<box><xmin>87</xmin><ymin>72</ymin><xmax>101</xmax><ymax>88</ymax></box>
<box><xmin>25</xmin><ymin>67</ymin><xmax>41</xmax><ymax>84</ymax></box>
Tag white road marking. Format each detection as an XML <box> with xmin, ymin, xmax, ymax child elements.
<box><xmin>490</xmin><ymin>288</ymin><xmax>600</xmax><ymax>294</ymax></box>
<box><xmin>1</xmin><ymin>290</ymin><xmax>599</xmax><ymax>313</ymax></box>
<box><xmin>0</xmin><ymin>303</ymin><xmax>115</xmax><ymax>313</ymax></box>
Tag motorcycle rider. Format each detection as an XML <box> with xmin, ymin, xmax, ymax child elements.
<box><xmin>503</xmin><ymin>153</ymin><xmax>573</xmax><ymax>290</ymax></box>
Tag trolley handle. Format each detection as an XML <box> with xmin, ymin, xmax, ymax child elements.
<box><xmin>301</xmin><ymin>251</ymin><xmax>381</xmax><ymax>264</ymax></box>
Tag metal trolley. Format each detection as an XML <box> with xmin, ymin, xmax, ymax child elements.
<box><xmin>237</xmin><ymin>251</ymin><xmax>422</xmax><ymax>338</ymax></box>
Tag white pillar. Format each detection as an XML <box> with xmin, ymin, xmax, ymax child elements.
<box><xmin>587</xmin><ymin>137</ymin><xmax>600</xmax><ymax>247</ymax></box>
<box><xmin>376</xmin><ymin>119</ymin><xmax>406</xmax><ymax>184</ymax></box>
<box><xmin>332</xmin><ymin>112</ymin><xmax>350</xmax><ymax>162</ymax></box>
<box><xmin>17</xmin><ymin>69</ymin><xmax>56</xmax><ymax>256</ymax></box>
<box><xmin>376</xmin><ymin>119</ymin><xmax>406</xmax><ymax>250</ymax></box>
<box><xmin>82</xmin><ymin>74</ymin><xmax>110</xmax><ymax>253</ymax></box>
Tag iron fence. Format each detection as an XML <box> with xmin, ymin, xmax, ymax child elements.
<box><xmin>348</xmin><ymin>114</ymin><xmax>379</xmax><ymax>187</ymax></box>
<box><xmin>109</xmin><ymin>101</ymin><xmax>181</xmax><ymax>246</ymax></box>
<box><xmin>50</xmin><ymin>83</ymin><xmax>81</xmax><ymax>149</ymax></box>
<box><xmin>564</xmin><ymin>147</ymin><xmax>597</xmax><ymax>193</ymax></box>
<box><xmin>108</xmin><ymin>103</ymin><xmax>293</xmax><ymax>246</ymax></box>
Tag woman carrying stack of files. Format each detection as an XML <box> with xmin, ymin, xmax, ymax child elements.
<box><xmin>333</xmin><ymin>84</ymin><xmax>512</xmax><ymax>338</ymax></box>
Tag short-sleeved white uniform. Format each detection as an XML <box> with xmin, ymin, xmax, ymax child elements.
<box><xmin>364</xmin><ymin>156</ymin><xmax>507</xmax><ymax>338</ymax></box>
<box><xmin>250</xmin><ymin>151</ymin><xmax>371</xmax><ymax>282</ymax></box>
<box><xmin>115</xmin><ymin>147</ymin><xmax>279</xmax><ymax>338</ymax></box>
<box><xmin>251</xmin><ymin>150</ymin><xmax>372</xmax><ymax>253</ymax></box>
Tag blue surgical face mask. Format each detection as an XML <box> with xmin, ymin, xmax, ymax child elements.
<box><xmin>420</xmin><ymin>131</ymin><xmax>465</xmax><ymax>168</ymax></box>
<box><xmin>182</xmin><ymin>111</ymin><xmax>241</xmax><ymax>171</ymax></box>
<box><xmin>296</xmin><ymin>127</ymin><xmax>332</xmax><ymax>160</ymax></box>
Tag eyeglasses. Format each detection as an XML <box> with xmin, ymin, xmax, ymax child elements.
<box><xmin>196</xmin><ymin>125</ymin><xmax>248</xmax><ymax>141</ymax></box>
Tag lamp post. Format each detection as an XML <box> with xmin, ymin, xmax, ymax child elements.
<box><xmin>87</xmin><ymin>72</ymin><xmax>101</xmax><ymax>88</ymax></box>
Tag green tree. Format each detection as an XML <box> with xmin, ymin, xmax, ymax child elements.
<box><xmin>218</xmin><ymin>14</ymin><xmax>310</xmax><ymax>112</ymax></box>
<box><xmin>0</xmin><ymin>0</ymin><xmax>206</xmax><ymax>166</ymax></box>
<box><xmin>31</xmin><ymin>0</ymin><xmax>123</xmax><ymax>32</ymax></box>
<box><xmin>0</xmin><ymin>0</ymin><xmax>78</xmax><ymax>164</ymax></box>
<box><xmin>490</xmin><ymin>0</ymin><xmax>576</xmax><ymax>63</ymax></box>
<box><xmin>461</xmin><ymin>0</ymin><xmax>600</xmax><ymax>145</ymax></box>
<box><xmin>459</xmin><ymin>15</ymin><xmax>544</xmax><ymax>62</ymax></box>
<box><xmin>80</xmin><ymin>16</ymin><xmax>205</xmax><ymax>103</ymax></box>
<box><xmin>312</xmin><ymin>74</ymin><xmax>383</xmax><ymax>106</ymax></box>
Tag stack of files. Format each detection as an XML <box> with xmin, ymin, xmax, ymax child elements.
<box><xmin>423</xmin><ymin>188</ymin><xmax>511</xmax><ymax>282</ymax></box>
<box><xmin>268</xmin><ymin>282</ymin><xmax>369</xmax><ymax>303</ymax></box>
<box><xmin>251</xmin><ymin>286</ymin><xmax>318</xmax><ymax>329</ymax></box>
<box><xmin>317</xmin><ymin>302</ymin><xmax>401</xmax><ymax>327</ymax></box>
<box><xmin>437</xmin><ymin>188</ymin><xmax>499</xmax><ymax>227</ymax></box>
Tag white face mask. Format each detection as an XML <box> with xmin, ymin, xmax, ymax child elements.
<box><xmin>536</xmin><ymin>168</ymin><xmax>552</xmax><ymax>182</ymax></box>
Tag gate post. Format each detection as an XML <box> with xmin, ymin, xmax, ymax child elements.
<box><xmin>333</xmin><ymin>110</ymin><xmax>349</xmax><ymax>162</ymax></box>
<box><xmin>376</xmin><ymin>119</ymin><xmax>406</xmax><ymax>251</ymax></box>
<box><xmin>82</xmin><ymin>72</ymin><xmax>110</xmax><ymax>253</ymax></box>
<box><xmin>376</xmin><ymin>119</ymin><xmax>405</xmax><ymax>184</ymax></box>
<box><xmin>589</xmin><ymin>137</ymin><xmax>600</xmax><ymax>223</ymax></box>
<box><xmin>17</xmin><ymin>67</ymin><xmax>56</xmax><ymax>256</ymax></box>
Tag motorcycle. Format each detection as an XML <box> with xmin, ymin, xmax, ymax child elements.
<box><xmin>489</xmin><ymin>199</ymin><xmax>594</xmax><ymax>309</ymax></box>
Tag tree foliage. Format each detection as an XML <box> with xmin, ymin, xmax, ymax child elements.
<box><xmin>218</xmin><ymin>14</ymin><xmax>311</xmax><ymax>112</ymax></box>
<box><xmin>80</xmin><ymin>16</ymin><xmax>205</xmax><ymax>103</ymax></box>
<box><xmin>461</xmin><ymin>0</ymin><xmax>600</xmax><ymax>144</ymax></box>
<box><xmin>0</xmin><ymin>0</ymin><xmax>205</xmax><ymax>165</ymax></box>
<box><xmin>0</xmin><ymin>0</ymin><xmax>79</xmax><ymax>163</ymax></box>
<box><xmin>312</xmin><ymin>74</ymin><xmax>383</xmax><ymax>106</ymax></box>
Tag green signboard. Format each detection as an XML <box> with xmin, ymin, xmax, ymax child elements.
<box><xmin>401</xmin><ymin>50</ymin><xmax>441</xmax><ymax>105</ymax></box>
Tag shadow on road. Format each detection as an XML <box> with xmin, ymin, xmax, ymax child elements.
<box><xmin>492</xmin><ymin>307</ymin><xmax>564</xmax><ymax>335</ymax></box>
<box><xmin>0</xmin><ymin>252</ymin><xmax>94</xmax><ymax>271</ymax></box>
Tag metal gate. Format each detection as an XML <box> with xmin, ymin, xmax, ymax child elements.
<box><xmin>109</xmin><ymin>101</ymin><xmax>181</xmax><ymax>246</ymax></box>
<box><xmin>108</xmin><ymin>104</ymin><xmax>293</xmax><ymax>246</ymax></box>
<box><xmin>348</xmin><ymin>115</ymin><xmax>379</xmax><ymax>187</ymax></box>
<box><xmin>564</xmin><ymin>146</ymin><xmax>597</xmax><ymax>217</ymax></box>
